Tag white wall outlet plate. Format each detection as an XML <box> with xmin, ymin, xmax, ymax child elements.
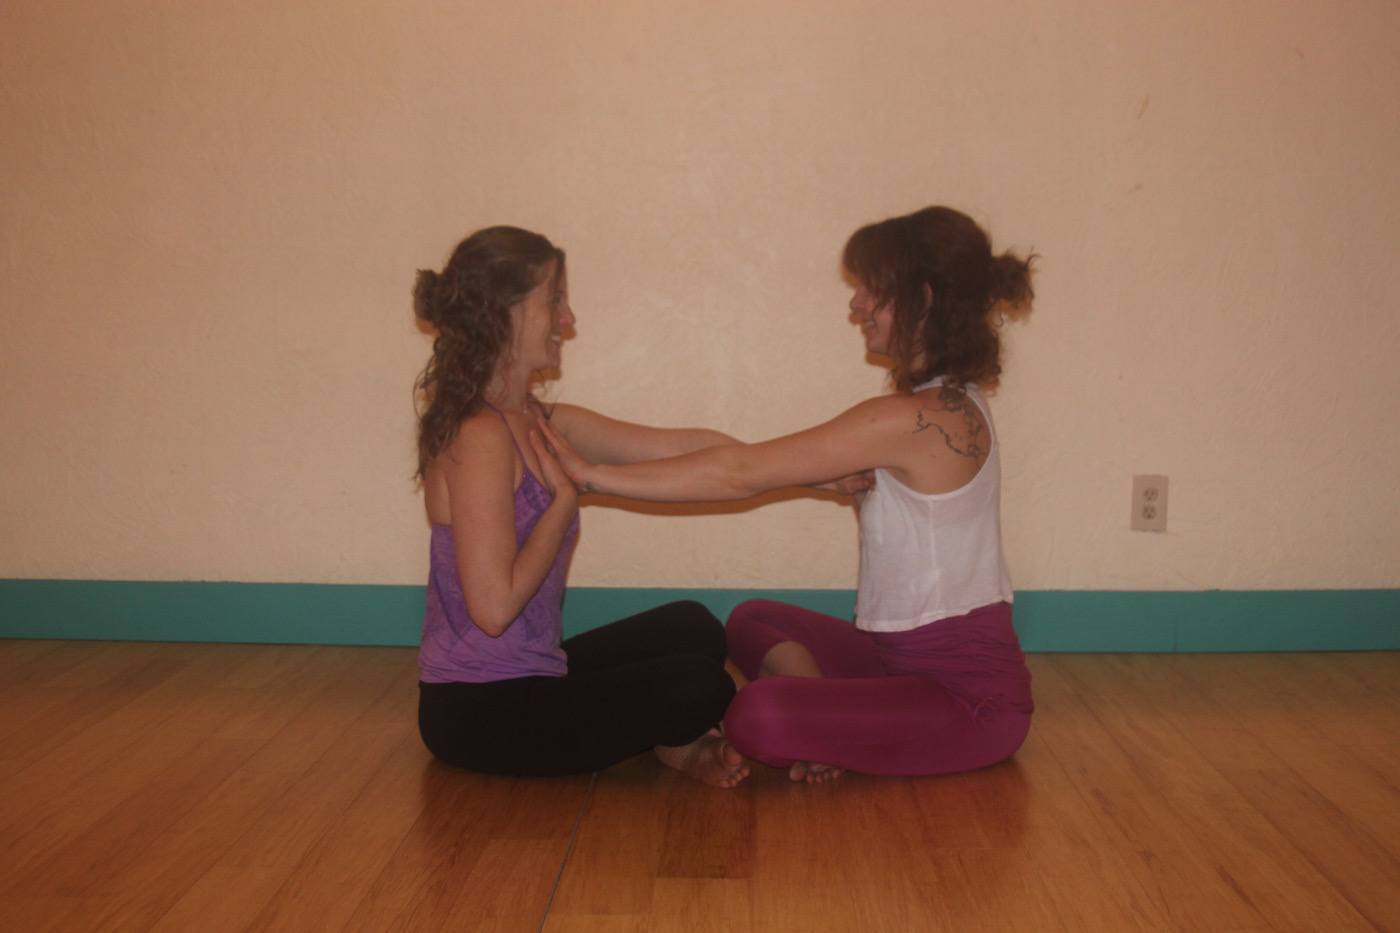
<box><xmin>1131</xmin><ymin>474</ymin><xmax>1168</xmax><ymax>532</ymax></box>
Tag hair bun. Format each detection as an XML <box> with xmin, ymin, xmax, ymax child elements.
<box><xmin>413</xmin><ymin>269</ymin><xmax>441</xmax><ymax>324</ymax></box>
<box><xmin>989</xmin><ymin>251</ymin><xmax>1036</xmax><ymax>312</ymax></box>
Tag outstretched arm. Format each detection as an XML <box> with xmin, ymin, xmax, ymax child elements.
<box><xmin>546</xmin><ymin>403</ymin><xmax>738</xmax><ymax>465</ymax></box>
<box><xmin>535</xmin><ymin>397</ymin><xmax>901</xmax><ymax>503</ymax></box>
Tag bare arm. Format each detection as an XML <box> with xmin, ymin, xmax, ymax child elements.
<box><xmin>445</xmin><ymin>413</ymin><xmax>578</xmax><ymax>637</ymax></box>
<box><xmin>536</xmin><ymin>398</ymin><xmax>902</xmax><ymax>502</ymax></box>
<box><xmin>547</xmin><ymin>402</ymin><xmax>738</xmax><ymax>465</ymax></box>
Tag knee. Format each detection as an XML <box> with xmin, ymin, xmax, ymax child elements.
<box><xmin>724</xmin><ymin>600</ymin><xmax>790</xmax><ymax>670</ymax></box>
<box><xmin>725</xmin><ymin>599</ymin><xmax>786</xmax><ymax>650</ymax></box>
<box><xmin>663</xmin><ymin>655</ymin><xmax>735</xmax><ymax>722</ymax></box>
<box><xmin>722</xmin><ymin>680</ymin><xmax>793</xmax><ymax>759</ymax></box>
<box><xmin>726</xmin><ymin>599</ymin><xmax>786</xmax><ymax>631</ymax></box>
<box><xmin>664</xmin><ymin>600</ymin><xmax>726</xmax><ymax>661</ymax></box>
<box><xmin>998</xmin><ymin>711</ymin><xmax>1034</xmax><ymax>762</ymax></box>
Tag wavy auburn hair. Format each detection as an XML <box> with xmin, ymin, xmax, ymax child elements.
<box><xmin>412</xmin><ymin>226</ymin><xmax>564</xmax><ymax>479</ymax></box>
<box><xmin>842</xmin><ymin>206</ymin><xmax>1035</xmax><ymax>392</ymax></box>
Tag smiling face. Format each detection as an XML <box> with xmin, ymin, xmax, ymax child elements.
<box><xmin>509</xmin><ymin>259</ymin><xmax>575</xmax><ymax>374</ymax></box>
<box><xmin>848</xmin><ymin>282</ymin><xmax>895</xmax><ymax>356</ymax></box>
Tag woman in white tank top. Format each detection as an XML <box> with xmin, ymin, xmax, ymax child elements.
<box><xmin>539</xmin><ymin>207</ymin><xmax>1037</xmax><ymax>782</ymax></box>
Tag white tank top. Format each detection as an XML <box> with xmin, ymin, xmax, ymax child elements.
<box><xmin>855</xmin><ymin>378</ymin><xmax>1014</xmax><ymax>632</ymax></box>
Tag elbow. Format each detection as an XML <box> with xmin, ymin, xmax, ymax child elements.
<box><xmin>697</xmin><ymin>430</ymin><xmax>740</xmax><ymax>452</ymax></box>
<box><xmin>464</xmin><ymin>598</ymin><xmax>514</xmax><ymax>638</ymax></box>
<box><xmin>472</xmin><ymin>617</ymin><xmax>510</xmax><ymax>639</ymax></box>
<box><xmin>716</xmin><ymin>447</ymin><xmax>764</xmax><ymax>499</ymax></box>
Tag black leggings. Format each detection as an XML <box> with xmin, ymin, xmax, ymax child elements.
<box><xmin>417</xmin><ymin>600</ymin><xmax>734</xmax><ymax>777</ymax></box>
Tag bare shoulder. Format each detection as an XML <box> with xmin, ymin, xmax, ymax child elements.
<box><xmin>907</xmin><ymin>384</ymin><xmax>990</xmax><ymax>463</ymax></box>
<box><xmin>442</xmin><ymin>408</ymin><xmax>515</xmax><ymax>472</ymax></box>
<box><xmin>422</xmin><ymin>410</ymin><xmax>515</xmax><ymax>522</ymax></box>
<box><xmin>801</xmin><ymin>394</ymin><xmax>928</xmax><ymax>453</ymax></box>
<box><xmin>836</xmin><ymin>393</ymin><xmax>918</xmax><ymax>428</ymax></box>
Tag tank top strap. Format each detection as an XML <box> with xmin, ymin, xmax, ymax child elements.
<box><xmin>481</xmin><ymin>400</ymin><xmax>527</xmax><ymax>460</ymax></box>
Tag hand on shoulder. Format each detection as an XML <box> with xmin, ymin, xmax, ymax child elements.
<box><xmin>528</xmin><ymin>422</ymin><xmax>580</xmax><ymax>503</ymax></box>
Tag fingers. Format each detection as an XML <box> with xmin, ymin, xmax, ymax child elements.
<box><xmin>527</xmin><ymin>432</ymin><xmax>555</xmax><ymax>479</ymax></box>
<box><xmin>535</xmin><ymin>416</ymin><xmax>590</xmax><ymax>471</ymax></box>
<box><xmin>536</xmin><ymin>415</ymin><xmax>566</xmax><ymax>449</ymax></box>
<box><xmin>530</xmin><ymin>427</ymin><xmax>583</xmax><ymax>488</ymax></box>
<box><xmin>833</xmin><ymin>470</ymin><xmax>875</xmax><ymax>495</ymax></box>
<box><xmin>528</xmin><ymin>430</ymin><xmax>566</xmax><ymax>484</ymax></box>
<box><xmin>527</xmin><ymin>428</ymin><xmax>554</xmax><ymax>463</ymax></box>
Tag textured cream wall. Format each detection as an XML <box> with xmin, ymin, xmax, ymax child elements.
<box><xmin>2</xmin><ymin>1</ymin><xmax>1397</xmax><ymax>590</ymax></box>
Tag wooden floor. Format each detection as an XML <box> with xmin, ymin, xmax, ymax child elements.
<box><xmin>1</xmin><ymin>642</ymin><xmax>1397</xmax><ymax>932</ymax></box>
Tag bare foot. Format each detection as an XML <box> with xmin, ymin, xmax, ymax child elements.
<box><xmin>788</xmin><ymin>761</ymin><xmax>844</xmax><ymax>785</ymax></box>
<box><xmin>655</xmin><ymin>729</ymin><xmax>751</xmax><ymax>789</ymax></box>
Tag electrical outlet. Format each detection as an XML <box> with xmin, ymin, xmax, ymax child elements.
<box><xmin>1131</xmin><ymin>474</ymin><xmax>1168</xmax><ymax>532</ymax></box>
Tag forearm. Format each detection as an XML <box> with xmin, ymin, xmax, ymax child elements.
<box><xmin>541</xmin><ymin>412</ymin><xmax>867</xmax><ymax>504</ymax></box>
<box><xmin>650</xmin><ymin>427</ymin><xmax>739</xmax><ymax>459</ymax></box>
<box><xmin>475</xmin><ymin>496</ymin><xmax>577</xmax><ymax>634</ymax></box>
<box><xmin>551</xmin><ymin>404</ymin><xmax>739</xmax><ymax>464</ymax></box>
<box><xmin>583</xmin><ymin>446</ymin><xmax>757</xmax><ymax>502</ymax></box>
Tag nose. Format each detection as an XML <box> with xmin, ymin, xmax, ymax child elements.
<box><xmin>849</xmin><ymin>288</ymin><xmax>870</xmax><ymax>316</ymax></box>
<box><xmin>559</xmin><ymin>303</ymin><xmax>577</xmax><ymax>329</ymax></box>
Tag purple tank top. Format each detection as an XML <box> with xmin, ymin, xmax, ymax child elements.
<box><xmin>417</xmin><ymin>410</ymin><xmax>579</xmax><ymax>683</ymax></box>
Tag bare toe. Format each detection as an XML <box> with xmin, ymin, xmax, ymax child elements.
<box><xmin>789</xmin><ymin>761</ymin><xmax>843</xmax><ymax>784</ymax></box>
<box><xmin>657</xmin><ymin>735</ymin><xmax>750</xmax><ymax>789</ymax></box>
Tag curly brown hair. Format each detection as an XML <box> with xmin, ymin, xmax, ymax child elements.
<box><xmin>413</xmin><ymin>226</ymin><xmax>564</xmax><ymax>479</ymax></box>
<box><xmin>842</xmin><ymin>206</ymin><xmax>1035</xmax><ymax>393</ymax></box>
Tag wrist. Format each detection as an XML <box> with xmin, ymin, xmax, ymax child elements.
<box><xmin>550</xmin><ymin>483</ymin><xmax>579</xmax><ymax>509</ymax></box>
<box><xmin>580</xmin><ymin>463</ymin><xmax>612</xmax><ymax>495</ymax></box>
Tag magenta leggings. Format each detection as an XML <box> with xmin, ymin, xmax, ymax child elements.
<box><xmin>722</xmin><ymin>600</ymin><xmax>1034</xmax><ymax>776</ymax></box>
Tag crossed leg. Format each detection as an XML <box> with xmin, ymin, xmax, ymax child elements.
<box><xmin>724</xmin><ymin>600</ymin><xmax>886</xmax><ymax>782</ymax></box>
<box><xmin>723</xmin><ymin>600</ymin><xmax>1029</xmax><ymax>780</ymax></box>
<box><xmin>565</xmin><ymin>600</ymin><xmax>749</xmax><ymax>787</ymax></box>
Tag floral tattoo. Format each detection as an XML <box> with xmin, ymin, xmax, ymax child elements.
<box><xmin>912</xmin><ymin>386</ymin><xmax>987</xmax><ymax>459</ymax></box>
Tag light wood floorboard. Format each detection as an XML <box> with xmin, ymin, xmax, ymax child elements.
<box><xmin>1</xmin><ymin>641</ymin><xmax>1396</xmax><ymax>931</ymax></box>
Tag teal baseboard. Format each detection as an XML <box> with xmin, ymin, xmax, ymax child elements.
<box><xmin>0</xmin><ymin>580</ymin><xmax>1396</xmax><ymax>652</ymax></box>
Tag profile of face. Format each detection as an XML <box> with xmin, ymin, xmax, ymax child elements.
<box><xmin>848</xmin><ymin>282</ymin><xmax>894</xmax><ymax>356</ymax></box>
<box><xmin>509</xmin><ymin>259</ymin><xmax>575</xmax><ymax>374</ymax></box>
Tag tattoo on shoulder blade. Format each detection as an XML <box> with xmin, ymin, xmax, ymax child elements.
<box><xmin>912</xmin><ymin>387</ymin><xmax>987</xmax><ymax>459</ymax></box>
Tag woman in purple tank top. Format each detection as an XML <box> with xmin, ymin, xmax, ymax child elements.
<box><xmin>538</xmin><ymin>207</ymin><xmax>1038</xmax><ymax>784</ymax></box>
<box><xmin>412</xmin><ymin>226</ymin><xmax>748</xmax><ymax>787</ymax></box>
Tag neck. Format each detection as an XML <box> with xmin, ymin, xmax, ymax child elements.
<box><xmin>486</xmin><ymin>363</ymin><xmax>533</xmax><ymax>414</ymax></box>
